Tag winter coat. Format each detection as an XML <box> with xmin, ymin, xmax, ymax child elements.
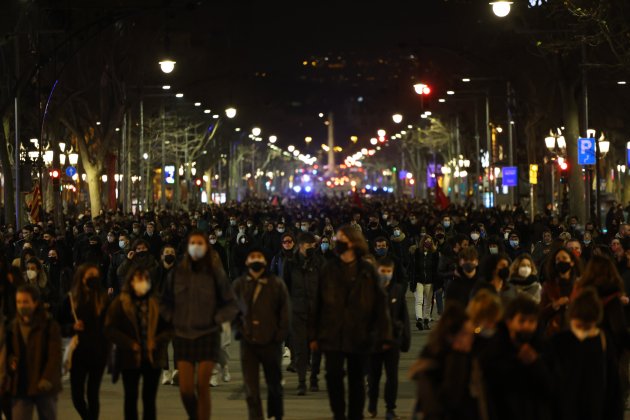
<box><xmin>445</xmin><ymin>268</ymin><xmax>479</xmax><ymax>307</ymax></box>
<box><xmin>508</xmin><ymin>275</ymin><xmax>542</xmax><ymax>303</ymax></box>
<box><xmin>309</xmin><ymin>257</ymin><xmax>392</xmax><ymax>354</ymax></box>
<box><xmin>160</xmin><ymin>250</ymin><xmax>238</xmax><ymax>340</ymax></box>
<box><xmin>232</xmin><ymin>273</ymin><xmax>290</xmax><ymax>345</ymax></box>
<box><xmin>540</xmin><ymin>277</ymin><xmax>576</xmax><ymax>337</ymax></box>
<box><xmin>384</xmin><ymin>281</ymin><xmax>410</xmax><ymax>352</ymax></box>
<box><xmin>7</xmin><ymin>307</ymin><xmax>62</xmax><ymax>397</ymax></box>
<box><xmin>284</xmin><ymin>252</ymin><xmax>322</xmax><ymax>316</ymax></box>
<box><xmin>58</xmin><ymin>294</ymin><xmax>109</xmax><ymax>365</ymax></box>
<box><xmin>105</xmin><ymin>292</ymin><xmax>172</xmax><ymax>370</ymax></box>
<box><xmin>411</xmin><ymin>249</ymin><xmax>439</xmax><ymax>289</ymax></box>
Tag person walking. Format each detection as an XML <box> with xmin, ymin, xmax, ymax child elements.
<box><xmin>410</xmin><ymin>235</ymin><xmax>439</xmax><ymax>330</ymax></box>
<box><xmin>233</xmin><ymin>247</ymin><xmax>290</xmax><ymax>420</ymax></box>
<box><xmin>310</xmin><ymin>225</ymin><xmax>392</xmax><ymax>420</ymax></box>
<box><xmin>105</xmin><ymin>266</ymin><xmax>172</xmax><ymax>420</ymax></box>
<box><xmin>58</xmin><ymin>264</ymin><xmax>109</xmax><ymax>420</ymax></box>
<box><xmin>161</xmin><ymin>231</ymin><xmax>238</xmax><ymax>420</ymax></box>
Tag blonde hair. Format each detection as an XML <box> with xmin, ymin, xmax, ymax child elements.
<box><xmin>509</xmin><ymin>254</ymin><xmax>538</xmax><ymax>277</ymax></box>
<box><xmin>467</xmin><ymin>289</ymin><xmax>503</xmax><ymax>327</ymax></box>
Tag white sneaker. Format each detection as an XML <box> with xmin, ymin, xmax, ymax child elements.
<box><xmin>161</xmin><ymin>371</ymin><xmax>172</xmax><ymax>385</ymax></box>
<box><xmin>222</xmin><ymin>366</ymin><xmax>231</xmax><ymax>383</ymax></box>
<box><xmin>171</xmin><ymin>369</ymin><xmax>178</xmax><ymax>385</ymax></box>
<box><xmin>283</xmin><ymin>347</ymin><xmax>291</xmax><ymax>359</ymax></box>
<box><xmin>210</xmin><ymin>372</ymin><xmax>219</xmax><ymax>387</ymax></box>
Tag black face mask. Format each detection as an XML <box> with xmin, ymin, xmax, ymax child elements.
<box><xmin>248</xmin><ymin>262</ymin><xmax>266</xmax><ymax>272</ymax></box>
<box><xmin>48</xmin><ymin>257</ymin><xmax>58</xmax><ymax>264</ymax></box>
<box><xmin>305</xmin><ymin>247</ymin><xmax>315</xmax><ymax>258</ymax></box>
<box><xmin>334</xmin><ymin>241</ymin><xmax>349</xmax><ymax>256</ymax></box>
<box><xmin>514</xmin><ymin>331</ymin><xmax>535</xmax><ymax>345</ymax></box>
<box><xmin>369</xmin><ymin>222</ymin><xmax>378</xmax><ymax>229</ymax></box>
<box><xmin>164</xmin><ymin>255</ymin><xmax>176</xmax><ymax>265</ymax></box>
<box><xmin>462</xmin><ymin>263</ymin><xmax>476</xmax><ymax>273</ymax></box>
<box><xmin>498</xmin><ymin>267</ymin><xmax>510</xmax><ymax>280</ymax></box>
<box><xmin>85</xmin><ymin>276</ymin><xmax>99</xmax><ymax>289</ymax></box>
<box><xmin>555</xmin><ymin>261</ymin><xmax>572</xmax><ymax>274</ymax></box>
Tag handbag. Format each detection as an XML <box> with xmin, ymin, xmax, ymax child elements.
<box><xmin>62</xmin><ymin>293</ymin><xmax>79</xmax><ymax>374</ymax></box>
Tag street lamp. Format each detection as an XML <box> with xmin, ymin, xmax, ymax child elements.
<box><xmin>252</xmin><ymin>127</ymin><xmax>262</xmax><ymax>137</ymax></box>
<box><xmin>69</xmin><ymin>153</ymin><xmax>79</xmax><ymax>165</ymax></box>
<box><xmin>377</xmin><ymin>129</ymin><xmax>386</xmax><ymax>137</ymax></box>
<box><xmin>225</xmin><ymin>107</ymin><xmax>237</xmax><ymax>119</ymax></box>
<box><xmin>392</xmin><ymin>114</ymin><xmax>403</xmax><ymax>124</ymax></box>
<box><xmin>413</xmin><ymin>83</ymin><xmax>431</xmax><ymax>95</ymax></box>
<box><xmin>490</xmin><ymin>1</ymin><xmax>512</xmax><ymax>17</ymax></box>
<box><xmin>269</xmin><ymin>135</ymin><xmax>277</xmax><ymax>143</ymax></box>
<box><xmin>305</xmin><ymin>136</ymin><xmax>312</xmax><ymax>144</ymax></box>
<box><xmin>159</xmin><ymin>59</ymin><xmax>176</xmax><ymax>74</ymax></box>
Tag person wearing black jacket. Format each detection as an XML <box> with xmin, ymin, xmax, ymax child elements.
<box><xmin>233</xmin><ymin>247</ymin><xmax>290</xmax><ymax>420</ymax></box>
<box><xmin>142</xmin><ymin>222</ymin><xmax>163</xmax><ymax>260</ymax></box>
<box><xmin>107</xmin><ymin>232</ymin><xmax>131</xmax><ymax>296</ymax></box>
<box><xmin>445</xmin><ymin>247</ymin><xmax>480</xmax><ymax>307</ymax></box>
<box><xmin>373</xmin><ymin>237</ymin><xmax>407</xmax><ymax>285</ymax></box>
<box><xmin>309</xmin><ymin>225</ymin><xmax>392</xmax><ymax>420</ymax></box>
<box><xmin>368</xmin><ymin>258</ymin><xmax>411</xmax><ymax>420</ymax></box>
<box><xmin>58</xmin><ymin>264</ymin><xmax>110</xmax><ymax>420</ymax></box>
<box><xmin>410</xmin><ymin>235</ymin><xmax>439</xmax><ymax>331</ymax></box>
<box><xmin>284</xmin><ymin>232</ymin><xmax>323</xmax><ymax>395</ymax></box>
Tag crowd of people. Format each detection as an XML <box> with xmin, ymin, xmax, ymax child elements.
<box><xmin>0</xmin><ymin>194</ymin><xmax>628</xmax><ymax>420</ymax></box>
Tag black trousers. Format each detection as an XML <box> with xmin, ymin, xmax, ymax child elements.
<box><xmin>367</xmin><ymin>348</ymin><xmax>400</xmax><ymax>412</ymax></box>
<box><xmin>121</xmin><ymin>364</ymin><xmax>161</xmax><ymax>420</ymax></box>
<box><xmin>292</xmin><ymin>315</ymin><xmax>309</xmax><ymax>383</ymax></box>
<box><xmin>70</xmin><ymin>358</ymin><xmax>106</xmax><ymax>420</ymax></box>
<box><xmin>324</xmin><ymin>351</ymin><xmax>367</xmax><ymax>420</ymax></box>
<box><xmin>311</xmin><ymin>349</ymin><xmax>322</xmax><ymax>384</ymax></box>
<box><xmin>241</xmin><ymin>341</ymin><xmax>284</xmax><ymax>420</ymax></box>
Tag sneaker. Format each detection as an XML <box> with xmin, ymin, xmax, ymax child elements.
<box><xmin>222</xmin><ymin>366</ymin><xmax>231</xmax><ymax>383</ymax></box>
<box><xmin>171</xmin><ymin>369</ymin><xmax>179</xmax><ymax>386</ymax></box>
<box><xmin>386</xmin><ymin>410</ymin><xmax>400</xmax><ymax>420</ymax></box>
<box><xmin>424</xmin><ymin>319</ymin><xmax>431</xmax><ymax>330</ymax></box>
<box><xmin>416</xmin><ymin>319</ymin><xmax>424</xmax><ymax>331</ymax></box>
<box><xmin>283</xmin><ymin>347</ymin><xmax>291</xmax><ymax>359</ymax></box>
<box><xmin>309</xmin><ymin>381</ymin><xmax>319</xmax><ymax>392</ymax></box>
<box><xmin>297</xmin><ymin>382</ymin><xmax>307</xmax><ymax>396</ymax></box>
<box><xmin>367</xmin><ymin>409</ymin><xmax>377</xmax><ymax>418</ymax></box>
<box><xmin>161</xmin><ymin>371</ymin><xmax>172</xmax><ymax>386</ymax></box>
<box><xmin>210</xmin><ymin>373</ymin><xmax>219</xmax><ymax>387</ymax></box>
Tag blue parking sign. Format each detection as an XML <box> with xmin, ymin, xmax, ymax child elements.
<box><xmin>578</xmin><ymin>137</ymin><xmax>596</xmax><ymax>165</ymax></box>
<box><xmin>502</xmin><ymin>166</ymin><xmax>518</xmax><ymax>187</ymax></box>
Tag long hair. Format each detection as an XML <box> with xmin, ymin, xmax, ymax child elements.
<box><xmin>579</xmin><ymin>254</ymin><xmax>624</xmax><ymax>295</ymax></box>
<box><xmin>337</xmin><ymin>224</ymin><xmax>369</xmax><ymax>257</ymax></box>
<box><xmin>545</xmin><ymin>247</ymin><xmax>581</xmax><ymax>282</ymax></box>
<box><xmin>122</xmin><ymin>266</ymin><xmax>151</xmax><ymax>294</ymax></box>
<box><xmin>426</xmin><ymin>302</ymin><xmax>469</xmax><ymax>356</ymax></box>
<box><xmin>70</xmin><ymin>263</ymin><xmax>107</xmax><ymax>316</ymax></box>
<box><xmin>509</xmin><ymin>254</ymin><xmax>538</xmax><ymax>277</ymax></box>
<box><xmin>178</xmin><ymin>229</ymin><xmax>216</xmax><ymax>273</ymax></box>
<box><xmin>479</xmin><ymin>254</ymin><xmax>511</xmax><ymax>283</ymax></box>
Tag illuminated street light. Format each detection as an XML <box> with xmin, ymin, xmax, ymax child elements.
<box><xmin>438</xmin><ymin>99</ymin><xmax>446</xmax><ymax>103</ymax></box>
<box><xmin>413</xmin><ymin>83</ymin><xmax>431</xmax><ymax>95</ymax></box>
<box><xmin>159</xmin><ymin>59</ymin><xmax>176</xmax><ymax>74</ymax></box>
<box><xmin>204</xmin><ymin>109</ymin><xmax>211</xmax><ymax>114</ymax></box>
<box><xmin>162</xmin><ymin>85</ymin><xmax>171</xmax><ymax>90</ymax></box>
<box><xmin>194</xmin><ymin>102</ymin><xmax>201</xmax><ymax>107</ymax></box>
<box><xmin>490</xmin><ymin>1</ymin><xmax>513</xmax><ymax>17</ymax></box>
<box><xmin>370</xmin><ymin>138</ymin><xmax>378</xmax><ymax>145</ymax></box>
<box><xmin>175</xmin><ymin>93</ymin><xmax>184</xmax><ymax>98</ymax></box>
<box><xmin>350</xmin><ymin>136</ymin><xmax>358</xmax><ymax>143</ymax></box>
<box><xmin>462</xmin><ymin>78</ymin><xmax>471</xmax><ymax>82</ymax></box>
<box><xmin>392</xmin><ymin>114</ymin><xmax>403</xmax><ymax>124</ymax></box>
<box><xmin>269</xmin><ymin>135</ymin><xmax>277</xmax><ymax>143</ymax></box>
<box><xmin>447</xmin><ymin>90</ymin><xmax>455</xmax><ymax>95</ymax></box>
<box><xmin>252</xmin><ymin>127</ymin><xmax>262</xmax><ymax>136</ymax></box>
<box><xmin>225</xmin><ymin>107</ymin><xmax>237</xmax><ymax>119</ymax></box>
<box><xmin>288</xmin><ymin>145</ymin><xmax>295</xmax><ymax>152</ymax></box>
<box><xmin>377</xmin><ymin>129</ymin><xmax>386</xmax><ymax>137</ymax></box>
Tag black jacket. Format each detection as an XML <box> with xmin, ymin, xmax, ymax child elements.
<box><xmin>411</xmin><ymin>249</ymin><xmax>439</xmax><ymax>288</ymax></box>
<box><xmin>445</xmin><ymin>268</ymin><xmax>479</xmax><ymax>307</ymax></box>
<box><xmin>384</xmin><ymin>281</ymin><xmax>411</xmax><ymax>352</ymax></box>
<box><xmin>310</xmin><ymin>257</ymin><xmax>393</xmax><ymax>354</ymax></box>
<box><xmin>142</xmin><ymin>232</ymin><xmax>163</xmax><ymax>260</ymax></box>
<box><xmin>232</xmin><ymin>272</ymin><xmax>290</xmax><ymax>345</ymax></box>
<box><xmin>284</xmin><ymin>252</ymin><xmax>322</xmax><ymax>316</ymax></box>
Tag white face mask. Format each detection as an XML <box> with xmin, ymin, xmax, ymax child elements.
<box><xmin>188</xmin><ymin>244</ymin><xmax>207</xmax><ymax>261</ymax></box>
<box><xmin>518</xmin><ymin>266</ymin><xmax>532</xmax><ymax>278</ymax></box>
<box><xmin>26</xmin><ymin>270</ymin><xmax>37</xmax><ymax>280</ymax></box>
<box><xmin>470</xmin><ymin>233</ymin><xmax>480</xmax><ymax>241</ymax></box>
<box><xmin>132</xmin><ymin>281</ymin><xmax>151</xmax><ymax>297</ymax></box>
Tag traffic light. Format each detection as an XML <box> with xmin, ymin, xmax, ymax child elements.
<box><xmin>51</xmin><ymin>169</ymin><xmax>60</xmax><ymax>190</ymax></box>
<box><xmin>194</xmin><ymin>179</ymin><xmax>202</xmax><ymax>187</ymax></box>
<box><xmin>413</xmin><ymin>83</ymin><xmax>431</xmax><ymax>95</ymax></box>
<box><xmin>558</xmin><ymin>159</ymin><xmax>569</xmax><ymax>183</ymax></box>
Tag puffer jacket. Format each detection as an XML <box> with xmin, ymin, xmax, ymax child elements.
<box><xmin>309</xmin><ymin>257</ymin><xmax>392</xmax><ymax>354</ymax></box>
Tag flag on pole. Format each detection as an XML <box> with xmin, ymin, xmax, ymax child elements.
<box><xmin>435</xmin><ymin>182</ymin><xmax>450</xmax><ymax>211</ymax></box>
<box><xmin>28</xmin><ymin>182</ymin><xmax>42</xmax><ymax>223</ymax></box>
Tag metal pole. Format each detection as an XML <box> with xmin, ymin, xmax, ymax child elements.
<box><xmin>507</xmin><ymin>81</ymin><xmax>515</xmax><ymax>206</ymax></box>
<box><xmin>474</xmin><ymin>100</ymin><xmax>481</xmax><ymax>208</ymax></box>
<box><xmin>485</xmin><ymin>92</ymin><xmax>492</xmax><ymax>207</ymax></box>
<box><xmin>582</xmin><ymin>42</ymin><xmax>592</xmax><ymax>224</ymax></box>
<box><xmin>161</xmin><ymin>105</ymin><xmax>166</xmax><ymax>208</ymax></box>
<box><xmin>551</xmin><ymin>163</ymin><xmax>555</xmax><ymax>214</ymax></box>
<box><xmin>14</xmin><ymin>97</ymin><xmax>20</xmax><ymax>230</ymax></box>
<box><xmin>327</xmin><ymin>112</ymin><xmax>335</xmax><ymax>176</ymax></box>
<box><xmin>139</xmin><ymin>99</ymin><xmax>146</xmax><ymax>210</ymax></box>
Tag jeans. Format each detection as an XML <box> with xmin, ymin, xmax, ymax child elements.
<box><xmin>70</xmin><ymin>359</ymin><xmax>106</xmax><ymax>420</ymax></box>
<box><xmin>367</xmin><ymin>348</ymin><xmax>400</xmax><ymax>412</ymax></box>
<box><xmin>121</xmin><ymin>364</ymin><xmax>161</xmax><ymax>420</ymax></box>
<box><xmin>414</xmin><ymin>283</ymin><xmax>433</xmax><ymax>320</ymax></box>
<box><xmin>12</xmin><ymin>394</ymin><xmax>57</xmax><ymax>420</ymax></box>
<box><xmin>241</xmin><ymin>341</ymin><xmax>284</xmax><ymax>420</ymax></box>
<box><xmin>324</xmin><ymin>351</ymin><xmax>367</xmax><ymax>420</ymax></box>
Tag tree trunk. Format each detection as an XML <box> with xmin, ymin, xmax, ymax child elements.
<box><xmin>83</xmin><ymin>160</ymin><xmax>102</xmax><ymax>217</ymax></box>
<box><xmin>560</xmin><ymin>80</ymin><xmax>586</xmax><ymax>223</ymax></box>
<box><xmin>0</xmin><ymin>116</ymin><xmax>16</xmax><ymax>227</ymax></box>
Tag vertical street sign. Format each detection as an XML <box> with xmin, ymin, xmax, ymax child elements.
<box><xmin>503</xmin><ymin>166</ymin><xmax>518</xmax><ymax>187</ymax></box>
<box><xmin>578</xmin><ymin>137</ymin><xmax>596</xmax><ymax>165</ymax></box>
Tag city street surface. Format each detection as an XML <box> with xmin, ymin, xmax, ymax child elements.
<box><xmin>57</xmin><ymin>293</ymin><xmax>425</xmax><ymax>419</ymax></box>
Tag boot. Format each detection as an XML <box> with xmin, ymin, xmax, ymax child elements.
<box><xmin>424</xmin><ymin>319</ymin><xmax>431</xmax><ymax>330</ymax></box>
<box><xmin>416</xmin><ymin>319</ymin><xmax>424</xmax><ymax>331</ymax></box>
<box><xmin>309</xmin><ymin>378</ymin><xmax>319</xmax><ymax>392</ymax></box>
<box><xmin>297</xmin><ymin>381</ymin><xmax>307</xmax><ymax>396</ymax></box>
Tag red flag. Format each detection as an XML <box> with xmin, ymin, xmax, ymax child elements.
<box><xmin>28</xmin><ymin>182</ymin><xmax>42</xmax><ymax>223</ymax></box>
<box><xmin>435</xmin><ymin>184</ymin><xmax>450</xmax><ymax>211</ymax></box>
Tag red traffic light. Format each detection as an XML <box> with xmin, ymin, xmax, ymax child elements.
<box><xmin>413</xmin><ymin>83</ymin><xmax>431</xmax><ymax>95</ymax></box>
<box><xmin>51</xmin><ymin>170</ymin><xmax>60</xmax><ymax>178</ymax></box>
<box><xmin>195</xmin><ymin>179</ymin><xmax>202</xmax><ymax>186</ymax></box>
<box><xmin>559</xmin><ymin>161</ymin><xmax>568</xmax><ymax>171</ymax></box>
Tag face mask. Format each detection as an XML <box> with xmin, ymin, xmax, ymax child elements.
<box><xmin>443</xmin><ymin>221</ymin><xmax>451</xmax><ymax>228</ymax></box>
<box><xmin>383</xmin><ymin>214</ymin><xmax>389</xmax><ymax>220</ymax></box>
<box><xmin>240</xmin><ymin>237</ymin><xmax>248</xmax><ymax>244</ymax></box>
<box><xmin>209</xmin><ymin>238</ymin><xmax>217</xmax><ymax>245</ymax></box>
<box><xmin>216</xmin><ymin>231</ymin><xmax>223</xmax><ymax>237</ymax></box>
<box><xmin>471</xmin><ymin>233</ymin><xmax>480</xmax><ymax>241</ymax></box>
<box><xmin>462</xmin><ymin>262</ymin><xmax>476</xmax><ymax>273</ymax></box>
<box><xmin>164</xmin><ymin>255</ymin><xmax>176</xmax><ymax>265</ymax></box>
<box><xmin>424</xmin><ymin>241</ymin><xmax>432</xmax><ymax>249</ymax></box>
<box><xmin>188</xmin><ymin>244</ymin><xmax>207</xmax><ymax>261</ymax></box>
<box><xmin>301</xmin><ymin>226</ymin><xmax>309</xmax><ymax>232</ymax></box>
<box><xmin>518</xmin><ymin>266</ymin><xmax>532</xmax><ymax>278</ymax></box>
<box><xmin>369</xmin><ymin>222</ymin><xmax>378</xmax><ymax>229</ymax></box>
<box><xmin>514</xmin><ymin>331</ymin><xmax>534</xmax><ymax>345</ymax></box>
<box><xmin>18</xmin><ymin>307</ymin><xmax>34</xmax><ymax>319</ymax></box>
<box><xmin>26</xmin><ymin>270</ymin><xmax>37</xmax><ymax>280</ymax></box>
<box><xmin>509</xmin><ymin>240</ymin><xmax>519</xmax><ymax>248</ymax></box>
<box><xmin>436</xmin><ymin>233</ymin><xmax>445</xmax><ymax>241</ymax></box>
<box><xmin>498</xmin><ymin>267</ymin><xmax>510</xmax><ymax>280</ymax></box>
<box><xmin>555</xmin><ymin>261</ymin><xmax>572</xmax><ymax>274</ymax></box>
<box><xmin>478</xmin><ymin>327</ymin><xmax>496</xmax><ymax>338</ymax></box>
<box><xmin>48</xmin><ymin>256</ymin><xmax>58</xmax><ymax>264</ymax></box>
<box><xmin>321</xmin><ymin>243</ymin><xmax>330</xmax><ymax>252</ymax></box>
<box><xmin>393</xmin><ymin>229</ymin><xmax>401</xmax><ymax>238</ymax></box>
<box><xmin>119</xmin><ymin>240</ymin><xmax>127</xmax><ymax>249</ymax></box>
<box><xmin>409</xmin><ymin>219</ymin><xmax>417</xmax><ymax>225</ymax></box>
<box><xmin>230</xmin><ymin>220</ymin><xmax>237</xmax><ymax>226</ymax></box>
<box><xmin>248</xmin><ymin>261</ymin><xmax>266</xmax><ymax>272</ymax></box>
<box><xmin>334</xmin><ymin>241</ymin><xmax>349</xmax><ymax>255</ymax></box>
<box><xmin>85</xmin><ymin>276</ymin><xmax>99</xmax><ymax>289</ymax></box>
<box><xmin>132</xmin><ymin>281</ymin><xmax>151</xmax><ymax>297</ymax></box>
<box><xmin>379</xmin><ymin>273</ymin><xmax>393</xmax><ymax>285</ymax></box>
<box><xmin>133</xmin><ymin>229</ymin><xmax>140</xmax><ymax>235</ymax></box>
<box><xmin>239</xmin><ymin>228</ymin><xmax>246</xmax><ymax>234</ymax></box>
<box><xmin>583</xmin><ymin>240</ymin><xmax>591</xmax><ymax>245</ymax></box>
<box><xmin>247</xmin><ymin>223</ymin><xmax>253</xmax><ymax>228</ymax></box>
<box><xmin>375</xmin><ymin>248</ymin><xmax>387</xmax><ymax>257</ymax></box>
<box><xmin>277</xmin><ymin>228</ymin><xmax>285</xmax><ymax>233</ymax></box>
<box><xmin>504</xmin><ymin>232</ymin><xmax>510</xmax><ymax>240</ymax></box>
<box><xmin>489</xmin><ymin>247</ymin><xmax>499</xmax><ymax>255</ymax></box>
<box><xmin>305</xmin><ymin>248</ymin><xmax>315</xmax><ymax>258</ymax></box>
<box><xmin>135</xmin><ymin>250</ymin><xmax>147</xmax><ymax>257</ymax></box>
<box><xmin>571</xmin><ymin>325</ymin><xmax>600</xmax><ymax>342</ymax></box>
